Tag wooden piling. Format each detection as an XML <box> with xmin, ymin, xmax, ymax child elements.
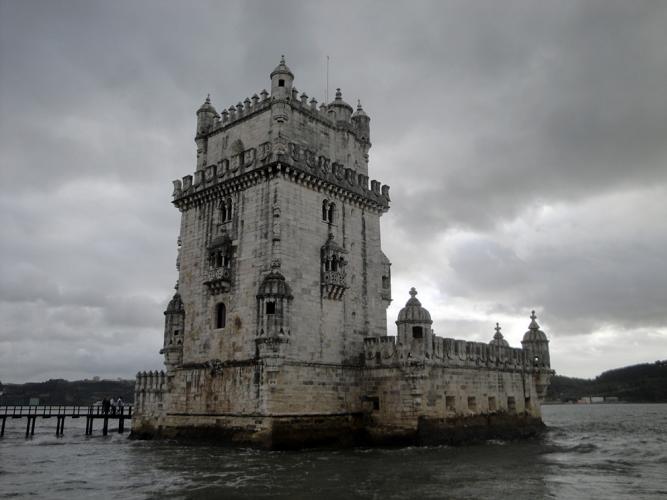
<box><xmin>103</xmin><ymin>416</ymin><xmax>108</xmax><ymax>436</ymax></box>
<box><xmin>1</xmin><ymin>416</ymin><xmax>6</xmax><ymax>437</ymax></box>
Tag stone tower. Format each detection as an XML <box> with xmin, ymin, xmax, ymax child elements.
<box><xmin>133</xmin><ymin>57</ymin><xmax>393</xmax><ymax>445</ymax></box>
<box><xmin>133</xmin><ymin>58</ymin><xmax>552</xmax><ymax>448</ymax></box>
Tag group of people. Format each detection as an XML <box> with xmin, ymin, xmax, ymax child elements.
<box><xmin>101</xmin><ymin>396</ymin><xmax>124</xmax><ymax>415</ymax></box>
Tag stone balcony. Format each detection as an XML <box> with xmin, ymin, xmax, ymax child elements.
<box><xmin>204</xmin><ymin>267</ymin><xmax>232</xmax><ymax>294</ymax></box>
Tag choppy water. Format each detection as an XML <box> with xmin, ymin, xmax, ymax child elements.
<box><xmin>1</xmin><ymin>404</ymin><xmax>666</xmax><ymax>499</ymax></box>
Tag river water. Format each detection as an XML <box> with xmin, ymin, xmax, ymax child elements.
<box><xmin>1</xmin><ymin>404</ymin><xmax>666</xmax><ymax>499</ymax></box>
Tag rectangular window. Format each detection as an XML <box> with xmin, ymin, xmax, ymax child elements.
<box><xmin>467</xmin><ymin>396</ymin><xmax>477</xmax><ymax>411</ymax></box>
<box><xmin>412</xmin><ymin>326</ymin><xmax>423</xmax><ymax>339</ymax></box>
<box><xmin>266</xmin><ymin>302</ymin><xmax>276</xmax><ymax>315</ymax></box>
<box><xmin>215</xmin><ymin>303</ymin><xmax>226</xmax><ymax>329</ymax></box>
<box><xmin>445</xmin><ymin>396</ymin><xmax>456</xmax><ymax>412</ymax></box>
<box><xmin>507</xmin><ymin>396</ymin><xmax>516</xmax><ymax>413</ymax></box>
<box><xmin>278</xmin><ymin>79</ymin><xmax>285</xmax><ymax>87</ymax></box>
<box><xmin>488</xmin><ymin>396</ymin><xmax>496</xmax><ymax>412</ymax></box>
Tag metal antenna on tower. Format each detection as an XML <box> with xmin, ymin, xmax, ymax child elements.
<box><xmin>326</xmin><ymin>55</ymin><xmax>330</xmax><ymax>103</ymax></box>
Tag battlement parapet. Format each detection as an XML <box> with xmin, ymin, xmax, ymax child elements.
<box><xmin>197</xmin><ymin>89</ymin><xmax>369</xmax><ymax>145</ymax></box>
<box><xmin>363</xmin><ymin>333</ymin><xmax>545</xmax><ymax>372</ymax></box>
<box><xmin>172</xmin><ymin>142</ymin><xmax>390</xmax><ymax>212</ymax></box>
<box><xmin>364</xmin><ymin>336</ymin><xmax>398</xmax><ymax>366</ymax></box>
<box><xmin>134</xmin><ymin>370</ymin><xmax>167</xmax><ymax>417</ymax></box>
<box><xmin>135</xmin><ymin>370</ymin><xmax>166</xmax><ymax>392</ymax></box>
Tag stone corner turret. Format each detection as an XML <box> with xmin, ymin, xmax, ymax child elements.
<box><xmin>396</xmin><ymin>287</ymin><xmax>434</xmax><ymax>359</ymax></box>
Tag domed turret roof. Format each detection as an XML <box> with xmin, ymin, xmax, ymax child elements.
<box><xmin>209</xmin><ymin>231</ymin><xmax>232</xmax><ymax>249</ymax></box>
<box><xmin>257</xmin><ymin>263</ymin><xmax>293</xmax><ymax>299</ymax></box>
<box><xmin>321</xmin><ymin>232</ymin><xmax>346</xmax><ymax>254</ymax></box>
<box><xmin>396</xmin><ymin>288</ymin><xmax>432</xmax><ymax>324</ymax></box>
<box><xmin>352</xmin><ymin>100</ymin><xmax>369</xmax><ymax>119</ymax></box>
<box><xmin>270</xmin><ymin>55</ymin><xmax>294</xmax><ymax>78</ymax></box>
<box><xmin>522</xmin><ymin>311</ymin><xmax>548</xmax><ymax>343</ymax></box>
<box><xmin>197</xmin><ymin>94</ymin><xmax>217</xmax><ymax>115</ymax></box>
<box><xmin>165</xmin><ymin>291</ymin><xmax>184</xmax><ymax>314</ymax></box>
<box><xmin>329</xmin><ymin>88</ymin><xmax>353</xmax><ymax>111</ymax></box>
<box><xmin>489</xmin><ymin>322</ymin><xmax>509</xmax><ymax>347</ymax></box>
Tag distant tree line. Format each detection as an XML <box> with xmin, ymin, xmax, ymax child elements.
<box><xmin>0</xmin><ymin>379</ymin><xmax>135</xmax><ymax>405</ymax></box>
<box><xmin>547</xmin><ymin>360</ymin><xmax>667</xmax><ymax>403</ymax></box>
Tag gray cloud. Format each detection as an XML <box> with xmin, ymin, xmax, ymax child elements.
<box><xmin>1</xmin><ymin>0</ymin><xmax>666</xmax><ymax>381</ymax></box>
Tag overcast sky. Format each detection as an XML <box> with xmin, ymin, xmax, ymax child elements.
<box><xmin>1</xmin><ymin>0</ymin><xmax>665</xmax><ymax>382</ymax></box>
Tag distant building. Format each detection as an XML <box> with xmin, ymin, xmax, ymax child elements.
<box><xmin>133</xmin><ymin>58</ymin><xmax>553</xmax><ymax>447</ymax></box>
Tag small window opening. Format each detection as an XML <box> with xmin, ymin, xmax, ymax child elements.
<box><xmin>215</xmin><ymin>303</ymin><xmax>226</xmax><ymax>329</ymax></box>
<box><xmin>525</xmin><ymin>397</ymin><xmax>532</xmax><ymax>410</ymax></box>
<box><xmin>223</xmin><ymin>255</ymin><xmax>230</xmax><ymax>268</ymax></box>
<box><xmin>278</xmin><ymin>79</ymin><xmax>285</xmax><ymax>87</ymax></box>
<box><xmin>215</xmin><ymin>252</ymin><xmax>223</xmax><ymax>268</ymax></box>
<box><xmin>331</xmin><ymin>258</ymin><xmax>338</xmax><ymax>271</ymax></box>
<box><xmin>327</xmin><ymin>204</ymin><xmax>335</xmax><ymax>224</ymax></box>
<box><xmin>445</xmin><ymin>395</ymin><xmax>456</xmax><ymax>412</ymax></box>
<box><xmin>322</xmin><ymin>200</ymin><xmax>328</xmax><ymax>221</ymax></box>
<box><xmin>412</xmin><ymin>326</ymin><xmax>423</xmax><ymax>339</ymax></box>
<box><xmin>507</xmin><ymin>396</ymin><xmax>516</xmax><ymax>413</ymax></box>
<box><xmin>266</xmin><ymin>302</ymin><xmax>276</xmax><ymax>315</ymax></box>
<box><xmin>467</xmin><ymin>396</ymin><xmax>477</xmax><ymax>411</ymax></box>
<box><xmin>488</xmin><ymin>396</ymin><xmax>497</xmax><ymax>412</ymax></box>
<box><xmin>174</xmin><ymin>329</ymin><xmax>180</xmax><ymax>337</ymax></box>
<box><xmin>382</xmin><ymin>276</ymin><xmax>389</xmax><ymax>289</ymax></box>
<box><xmin>533</xmin><ymin>355</ymin><xmax>540</xmax><ymax>366</ymax></box>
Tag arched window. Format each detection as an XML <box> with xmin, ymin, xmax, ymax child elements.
<box><xmin>322</xmin><ymin>200</ymin><xmax>329</xmax><ymax>221</ymax></box>
<box><xmin>220</xmin><ymin>198</ymin><xmax>233</xmax><ymax>223</ymax></box>
<box><xmin>226</xmin><ymin>199</ymin><xmax>232</xmax><ymax>221</ymax></box>
<box><xmin>215</xmin><ymin>303</ymin><xmax>226</xmax><ymax>329</ymax></box>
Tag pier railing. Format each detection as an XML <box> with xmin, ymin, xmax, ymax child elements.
<box><xmin>0</xmin><ymin>404</ymin><xmax>133</xmax><ymax>438</ymax></box>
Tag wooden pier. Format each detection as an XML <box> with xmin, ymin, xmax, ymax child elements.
<box><xmin>0</xmin><ymin>405</ymin><xmax>132</xmax><ymax>438</ymax></box>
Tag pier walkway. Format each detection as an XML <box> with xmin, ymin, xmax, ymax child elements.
<box><xmin>0</xmin><ymin>405</ymin><xmax>133</xmax><ymax>438</ymax></box>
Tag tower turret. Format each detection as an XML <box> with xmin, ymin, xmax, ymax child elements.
<box><xmin>521</xmin><ymin>311</ymin><xmax>550</xmax><ymax>368</ymax></box>
<box><xmin>328</xmin><ymin>88</ymin><xmax>353</xmax><ymax>124</ymax></box>
<box><xmin>196</xmin><ymin>94</ymin><xmax>218</xmax><ymax>136</ymax></box>
<box><xmin>270</xmin><ymin>55</ymin><xmax>294</xmax><ymax>99</ymax></box>
<box><xmin>396</xmin><ymin>288</ymin><xmax>434</xmax><ymax>359</ymax></box>
<box><xmin>489</xmin><ymin>322</ymin><xmax>509</xmax><ymax>347</ymax></box>
<box><xmin>352</xmin><ymin>100</ymin><xmax>371</xmax><ymax>144</ymax></box>
<box><xmin>160</xmin><ymin>285</ymin><xmax>184</xmax><ymax>371</ymax></box>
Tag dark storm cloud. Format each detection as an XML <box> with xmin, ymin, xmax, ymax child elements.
<box><xmin>1</xmin><ymin>0</ymin><xmax>665</xmax><ymax>381</ymax></box>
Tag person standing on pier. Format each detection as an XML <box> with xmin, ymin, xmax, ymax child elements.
<box><xmin>116</xmin><ymin>397</ymin><xmax>124</xmax><ymax>415</ymax></box>
<box><xmin>102</xmin><ymin>397</ymin><xmax>110</xmax><ymax>415</ymax></box>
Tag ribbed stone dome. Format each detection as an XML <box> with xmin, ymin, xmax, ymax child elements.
<box><xmin>209</xmin><ymin>232</ymin><xmax>232</xmax><ymax>249</ymax></box>
<box><xmin>165</xmin><ymin>292</ymin><xmax>184</xmax><ymax>314</ymax></box>
<box><xmin>197</xmin><ymin>94</ymin><xmax>217</xmax><ymax>115</ymax></box>
<box><xmin>396</xmin><ymin>288</ymin><xmax>432</xmax><ymax>324</ymax></box>
<box><xmin>270</xmin><ymin>55</ymin><xmax>294</xmax><ymax>79</ymax></box>
<box><xmin>329</xmin><ymin>88</ymin><xmax>353</xmax><ymax>111</ymax></box>
<box><xmin>257</xmin><ymin>266</ymin><xmax>293</xmax><ymax>299</ymax></box>
<box><xmin>522</xmin><ymin>311</ymin><xmax>548</xmax><ymax>342</ymax></box>
<box><xmin>352</xmin><ymin>100</ymin><xmax>368</xmax><ymax>118</ymax></box>
<box><xmin>489</xmin><ymin>322</ymin><xmax>509</xmax><ymax>347</ymax></box>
